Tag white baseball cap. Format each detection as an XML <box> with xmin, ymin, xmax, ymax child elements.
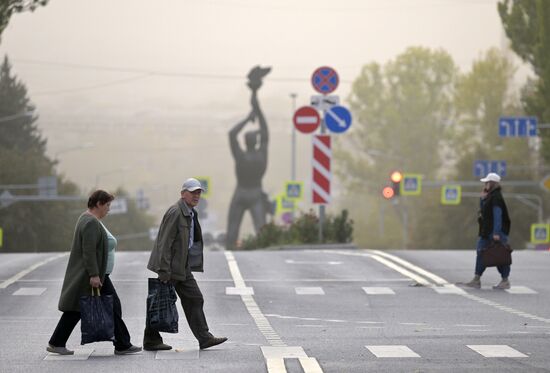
<box><xmin>480</xmin><ymin>172</ymin><xmax>501</xmax><ymax>183</ymax></box>
<box><xmin>181</xmin><ymin>178</ymin><xmax>204</xmax><ymax>192</ymax></box>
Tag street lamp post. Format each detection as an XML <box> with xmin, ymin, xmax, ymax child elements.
<box><xmin>290</xmin><ymin>93</ymin><xmax>297</xmax><ymax>181</ymax></box>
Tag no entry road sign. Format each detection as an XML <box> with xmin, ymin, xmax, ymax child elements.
<box><xmin>311</xmin><ymin>66</ymin><xmax>339</xmax><ymax>94</ymax></box>
<box><xmin>293</xmin><ymin>106</ymin><xmax>320</xmax><ymax>134</ymax></box>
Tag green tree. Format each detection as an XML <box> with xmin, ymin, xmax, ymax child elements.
<box><xmin>426</xmin><ymin>48</ymin><xmax>537</xmax><ymax>250</ymax></box>
<box><xmin>0</xmin><ymin>0</ymin><xmax>48</xmax><ymax>41</ymax></box>
<box><xmin>0</xmin><ymin>56</ymin><xmax>81</xmax><ymax>252</ymax></box>
<box><xmin>337</xmin><ymin>47</ymin><xmax>457</xmax><ymax>249</ymax></box>
<box><xmin>499</xmin><ymin>0</ymin><xmax>550</xmax><ymax>162</ymax></box>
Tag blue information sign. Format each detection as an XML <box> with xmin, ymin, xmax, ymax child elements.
<box><xmin>311</xmin><ymin>66</ymin><xmax>339</xmax><ymax>94</ymax></box>
<box><xmin>325</xmin><ymin>105</ymin><xmax>352</xmax><ymax>134</ymax></box>
<box><xmin>498</xmin><ymin>116</ymin><xmax>537</xmax><ymax>137</ymax></box>
<box><xmin>473</xmin><ymin>160</ymin><xmax>507</xmax><ymax>178</ymax></box>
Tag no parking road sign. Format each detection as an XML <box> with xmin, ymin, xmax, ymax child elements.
<box><xmin>325</xmin><ymin>105</ymin><xmax>352</xmax><ymax>134</ymax></box>
<box><xmin>311</xmin><ymin>66</ymin><xmax>339</xmax><ymax>94</ymax></box>
<box><xmin>293</xmin><ymin>106</ymin><xmax>320</xmax><ymax>134</ymax></box>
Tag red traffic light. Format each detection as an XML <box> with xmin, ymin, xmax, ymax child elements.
<box><xmin>390</xmin><ymin>171</ymin><xmax>403</xmax><ymax>183</ymax></box>
<box><xmin>382</xmin><ymin>186</ymin><xmax>395</xmax><ymax>199</ymax></box>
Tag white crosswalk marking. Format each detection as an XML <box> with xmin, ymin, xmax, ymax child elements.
<box><xmin>12</xmin><ymin>287</ymin><xmax>46</xmax><ymax>296</ymax></box>
<box><xmin>505</xmin><ymin>286</ymin><xmax>537</xmax><ymax>294</ymax></box>
<box><xmin>362</xmin><ymin>287</ymin><xmax>395</xmax><ymax>295</ymax></box>
<box><xmin>295</xmin><ymin>287</ymin><xmax>325</xmax><ymax>295</ymax></box>
<box><xmin>467</xmin><ymin>345</ymin><xmax>528</xmax><ymax>358</ymax></box>
<box><xmin>433</xmin><ymin>284</ymin><xmax>466</xmax><ymax>295</ymax></box>
<box><xmin>44</xmin><ymin>349</ymin><xmax>93</xmax><ymax>361</ymax></box>
<box><xmin>366</xmin><ymin>345</ymin><xmax>420</xmax><ymax>358</ymax></box>
<box><xmin>226</xmin><ymin>286</ymin><xmax>254</xmax><ymax>295</ymax></box>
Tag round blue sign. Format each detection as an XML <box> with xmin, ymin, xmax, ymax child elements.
<box><xmin>311</xmin><ymin>66</ymin><xmax>339</xmax><ymax>94</ymax></box>
<box><xmin>325</xmin><ymin>105</ymin><xmax>352</xmax><ymax>133</ymax></box>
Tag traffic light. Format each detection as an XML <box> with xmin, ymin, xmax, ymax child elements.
<box><xmin>382</xmin><ymin>171</ymin><xmax>402</xmax><ymax>200</ymax></box>
<box><xmin>390</xmin><ymin>171</ymin><xmax>402</xmax><ymax>196</ymax></box>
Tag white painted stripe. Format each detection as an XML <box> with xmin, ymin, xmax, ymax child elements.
<box><xmin>224</xmin><ymin>252</ymin><xmax>286</xmax><ymax>347</ymax></box>
<box><xmin>0</xmin><ymin>253</ymin><xmax>68</xmax><ymax>289</ymax></box>
<box><xmin>362</xmin><ymin>286</ymin><xmax>395</xmax><ymax>295</ymax></box>
<box><xmin>312</xmin><ymin>159</ymin><xmax>331</xmax><ymax>180</ymax></box>
<box><xmin>370</xmin><ymin>255</ymin><xmax>431</xmax><ymax>286</ymax></box>
<box><xmin>467</xmin><ymin>345</ymin><xmax>528</xmax><ymax>358</ymax></box>
<box><xmin>266</xmin><ymin>358</ymin><xmax>286</xmax><ymax>373</ymax></box>
<box><xmin>12</xmin><ymin>287</ymin><xmax>46</xmax><ymax>296</ymax></box>
<box><xmin>296</xmin><ymin>116</ymin><xmax>318</xmax><ymax>124</ymax></box>
<box><xmin>432</xmin><ymin>284</ymin><xmax>466</xmax><ymax>295</ymax></box>
<box><xmin>312</xmin><ymin>137</ymin><xmax>331</xmax><ymax>156</ymax></box>
<box><xmin>226</xmin><ymin>287</ymin><xmax>254</xmax><ymax>295</ymax></box>
<box><xmin>505</xmin><ymin>286</ymin><xmax>537</xmax><ymax>294</ymax></box>
<box><xmin>311</xmin><ymin>183</ymin><xmax>331</xmax><ymax>203</ymax></box>
<box><xmin>261</xmin><ymin>346</ymin><xmax>307</xmax><ymax>359</ymax></box>
<box><xmin>299</xmin><ymin>357</ymin><xmax>324</xmax><ymax>373</ymax></box>
<box><xmin>285</xmin><ymin>260</ymin><xmax>342</xmax><ymax>265</ymax></box>
<box><xmin>366</xmin><ymin>345</ymin><xmax>420</xmax><ymax>358</ymax></box>
<box><xmin>295</xmin><ymin>287</ymin><xmax>325</xmax><ymax>295</ymax></box>
<box><xmin>370</xmin><ymin>250</ymin><xmax>448</xmax><ymax>285</ymax></box>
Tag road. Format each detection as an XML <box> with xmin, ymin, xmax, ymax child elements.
<box><xmin>0</xmin><ymin>248</ymin><xmax>549</xmax><ymax>373</ymax></box>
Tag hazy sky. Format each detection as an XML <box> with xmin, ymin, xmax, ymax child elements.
<box><xmin>0</xmin><ymin>0</ymin><xmax>520</xmax><ymax>232</ymax></box>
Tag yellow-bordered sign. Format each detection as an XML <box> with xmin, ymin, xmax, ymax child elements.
<box><xmin>441</xmin><ymin>185</ymin><xmax>461</xmax><ymax>205</ymax></box>
<box><xmin>284</xmin><ymin>181</ymin><xmax>304</xmax><ymax>200</ymax></box>
<box><xmin>400</xmin><ymin>174</ymin><xmax>422</xmax><ymax>196</ymax></box>
<box><xmin>194</xmin><ymin>176</ymin><xmax>211</xmax><ymax>198</ymax></box>
<box><xmin>531</xmin><ymin>223</ymin><xmax>550</xmax><ymax>244</ymax></box>
<box><xmin>275</xmin><ymin>193</ymin><xmax>295</xmax><ymax>215</ymax></box>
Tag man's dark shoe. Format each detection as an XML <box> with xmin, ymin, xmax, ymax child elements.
<box><xmin>200</xmin><ymin>337</ymin><xmax>228</xmax><ymax>350</ymax></box>
<box><xmin>115</xmin><ymin>345</ymin><xmax>143</xmax><ymax>355</ymax></box>
<box><xmin>143</xmin><ymin>343</ymin><xmax>172</xmax><ymax>351</ymax></box>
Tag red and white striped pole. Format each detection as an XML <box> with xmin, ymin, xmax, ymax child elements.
<box><xmin>312</xmin><ymin>134</ymin><xmax>331</xmax><ymax>204</ymax></box>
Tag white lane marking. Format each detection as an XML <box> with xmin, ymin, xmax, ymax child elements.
<box><xmin>296</xmin><ymin>325</ymin><xmax>325</xmax><ymax>328</ymax></box>
<box><xmin>266</xmin><ymin>358</ymin><xmax>286</xmax><ymax>373</ymax></box>
<box><xmin>400</xmin><ymin>322</ymin><xmax>427</xmax><ymax>326</ymax></box>
<box><xmin>12</xmin><ymin>287</ymin><xmax>46</xmax><ymax>296</ymax></box>
<box><xmin>0</xmin><ymin>253</ymin><xmax>68</xmax><ymax>289</ymax></box>
<box><xmin>295</xmin><ymin>287</ymin><xmax>325</xmax><ymax>295</ymax></box>
<box><xmin>155</xmin><ymin>347</ymin><xmax>199</xmax><ymax>360</ymax></box>
<box><xmin>325</xmin><ymin>249</ymin><xmax>550</xmax><ymax>324</ymax></box>
<box><xmin>370</xmin><ymin>250</ymin><xmax>448</xmax><ymax>285</ymax></box>
<box><xmin>467</xmin><ymin>345</ymin><xmax>528</xmax><ymax>358</ymax></box>
<box><xmin>261</xmin><ymin>346</ymin><xmax>307</xmax><ymax>358</ymax></box>
<box><xmin>226</xmin><ymin>286</ymin><xmax>254</xmax><ymax>295</ymax></box>
<box><xmin>370</xmin><ymin>255</ymin><xmax>431</xmax><ymax>286</ymax></box>
<box><xmin>505</xmin><ymin>286</ymin><xmax>537</xmax><ymax>294</ymax></box>
<box><xmin>432</xmin><ymin>284</ymin><xmax>466</xmax><ymax>295</ymax></box>
<box><xmin>44</xmin><ymin>348</ymin><xmax>93</xmax><ymax>361</ymax></box>
<box><xmin>299</xmin><ymin>357</ymin><xmax>324</xmax><ymax>373</ymax></box>
<box><xmin>362</xmin><ymin>287</ymin><xmax>395</xmax><ymax>295</ymax></box>
<box><xmin>286</xmin><ymin>259</ymin><xmax>342</xmax><ymax>265</ymax></box>
<box><xmin>366</xmin><ymin>345</ymin><xmax>420</xmax><ymax>358</ymax></box>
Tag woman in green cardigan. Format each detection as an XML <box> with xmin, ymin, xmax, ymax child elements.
<box><xmin>47</xmin><ymin>190</ymin><xmax>141</xmax><ymax>355</ymax></box>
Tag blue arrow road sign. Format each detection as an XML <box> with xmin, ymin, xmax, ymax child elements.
<box><xmin>325</xmin><ymin>105</ymin><xmax>352</xmax><ymax>134</ymax></box>
<box><xmin>473</xmin><ymin>160</ymin><xmax>507</xmax><ymax>178</ymax></box>
<box><xmin>499</xmin><ymin>116</ymin><xmax>537</xmax><ymax>137</ymax></box>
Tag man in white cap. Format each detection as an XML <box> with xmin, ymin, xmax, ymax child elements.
<box><xmin>463</xmin><ymin>172</ymin><xmax>512</xmax><ymax>289</ymax></box>
<box><xmin>144</xmin><ymin>178</ymin><xmax>227</xmax><ymax>350</ymax></box>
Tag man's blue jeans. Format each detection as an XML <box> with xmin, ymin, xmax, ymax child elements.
<box><xmin>475</xmin><ymin>237</ymin><xmax>510</xmax><ymax>278</ymax></box>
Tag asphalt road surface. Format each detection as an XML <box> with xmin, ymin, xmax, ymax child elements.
<box><xmin>0</xmin><ymin>247</ymin><xmax>549</xmax><ymax>373</ymax></box>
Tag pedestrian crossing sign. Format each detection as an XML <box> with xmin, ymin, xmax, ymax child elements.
<box><xmin>531</xmin><ymin>223</ymin><xmax>550</xmax><ymax>244</ymax></box>
<box><xmin>284</xmin><ymin>181</ymin><xmax>303</xmax><ymax>200</ymax></box>
<box><xmin>401</xmin><ymin>174</ymin><xmax>422</xmax><ymax>196</ymax></box>
<box><xmin>275</xmin><ymin>193</ymin><xmax>295</xmax><ymax>215</ymax></box>
<box><xmin>441</xmin><ymin>185</ymin><xmax>461</xmax><ymax>205</ymax></box>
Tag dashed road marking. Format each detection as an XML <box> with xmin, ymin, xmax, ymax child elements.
<box><xmin>505</xmin><ymin>286</ymin><xmax>537</xmax><ymax>294</ymax></box>
<box><xmin>295</xmin><ymin>287</ymin><xmax>325</xmax><ymax>295</ymax></box>
<box><xmin>366</xmin><ymin>345</ymin><xmax>420</xmax><ymax>358</ymax></box>
<box><xmin>467</xmin><ymin>345</ymin><xmax>528</xmax><ymax>358</ymax></box>
<box><xmin>226</xmin><ymin>286</ymin><xmax>254</xmax><ymax>295</ymax></box>
<box><xmin>362</xmin><ymin>287</ymin><xmax>395</xmax><ymax>295</ymax></box>
<box><xmin>12</xmin><ymin>287</ymin><xmax>46</xmax><ymax>296</ymax></box>
<box><xmin>432</xmin><ymin>284</ymin><xmax>466</xmax><ymax>295</ymax></box>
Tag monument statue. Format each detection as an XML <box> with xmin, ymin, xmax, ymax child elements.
<box><xmin>226</xmin><ymin>66</ymin><xmax>271</xmax><ymax>249</ymax></box>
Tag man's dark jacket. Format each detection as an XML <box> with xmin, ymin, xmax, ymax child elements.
<box><xmin>478</xmin><ymin>186</ymin><xmax>511</xmax><ymax>239</ymax></box>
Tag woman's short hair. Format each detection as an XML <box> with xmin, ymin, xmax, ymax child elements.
<box><xmin>88</xmin><ymin>190</ymin><xmax>115</xmax><ymax>209</ymax></box>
